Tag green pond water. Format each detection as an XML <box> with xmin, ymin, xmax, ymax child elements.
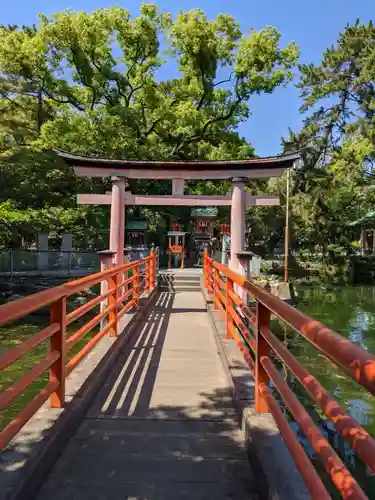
<box><xmin>283</xmin><ymin>285</ymin><xmax>375</xmax><ymax>498</ymax></box>
<box><xmin>295</xmin><ymin>285</ymin><xmax>375</xmax><ymax>429</ymax></box>
<box><xmin>1</xmin><ymin>286</ymin><xmax>375</xmax><ymax>496</ymax></box>
<box><xmin>0</xmin><ymin>306</ymin><xmax>100</xmax><ymax>432</ymax></box>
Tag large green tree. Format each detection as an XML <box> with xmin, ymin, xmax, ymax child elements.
<box><xmin>280</xmin><ymin>20</ymin><xmax>375</xmax><ymax>255</ymax></box>
<box><xmin>0</xmin><ymin>5</ymin><xmax>298</xmax><ymax>161</ymax></box>
<box><xmin>0</xmin><ymin>4</ymin><xmax>299</xmax><ymax>247</ymax></box>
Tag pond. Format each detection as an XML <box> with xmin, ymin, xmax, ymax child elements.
<box><xmin>284</xmin><ymin>285</ymin><xmax>375</xmax><ymax>498</ymax></box>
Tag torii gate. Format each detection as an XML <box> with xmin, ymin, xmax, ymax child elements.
<box><xmin>55</xmin><ymin>149</ymin><xmax>298</xmax><ymax>272</ymax></box>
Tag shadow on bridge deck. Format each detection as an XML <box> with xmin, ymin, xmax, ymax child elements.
<box><xmin>35</xmin><ymin>291</ymin><xmax>259</xmax><ymax>500</ymax></box>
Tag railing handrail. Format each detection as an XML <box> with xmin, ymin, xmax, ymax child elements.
<box><xmin>0</xmin><ymin>253</ymin><xmax>157</xmax><ymax>450</ymax></box>
<box><xmin>204</xmin><ymin>252</ymin><xmax>375</xmax><ymax>500</ymax></box>
<box><xmin>211</xmin><ymin>258</ymin><xmax>375</xmax><ymax>393</ymax></box>
<box><xmin>0</xmin><ymin>258</ymin><xmax>149</xmax><ymax>327</ymax></box>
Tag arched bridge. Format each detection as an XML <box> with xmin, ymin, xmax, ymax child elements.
<box><xmin>1</xmin><ymin>253</ymin><xmax>375</xmax><ymax>499</ymax></box>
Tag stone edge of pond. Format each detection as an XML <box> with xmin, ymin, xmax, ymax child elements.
<box><xmin>202</xmin><ymin>285</ymin><xmax>311</xmax><ymax>500</ymax></box>
<box><xmin>0</xmin><ymin>289</ymin><xmax>158</xmax><ymax>500</ymax></box>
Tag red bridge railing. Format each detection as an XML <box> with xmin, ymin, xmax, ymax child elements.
<box><xmin>204</xmin><ymin>252</ymin><xmax>375</xmax><ymax>500</ymax></box>
<box><xmin>0</xmin><ymin>253</ymin><xmax>157</xmax><ymax>450</ymax></box>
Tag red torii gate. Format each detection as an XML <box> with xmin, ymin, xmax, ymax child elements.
<box><xmin>55</xmin><ymin>149</ymin><xmax>298</xmax><ymax>272</ymax></box>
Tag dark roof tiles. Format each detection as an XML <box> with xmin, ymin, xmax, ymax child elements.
<box><xmin>53</xmin><ymin>148</ymin><xmax>299</xmax><ymax>171</ymax></box>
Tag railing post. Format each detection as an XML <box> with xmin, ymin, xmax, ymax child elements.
<box><xmin>146</xmin><ymin>250</ymin><xmax>154</xmax><ymax>293</ymax></box>
<box><xmin>213</xmin><ymin>266</ymin><xmax>219</xmax><ymax>310</ymax></box>
<box><xmin>226</xmin><ymin>277</ymin><xmax>234</xmax><ymax>339</ymax></box>
<box><xmin>255</xmin><ymin>301</ymin><xmax>271</xmax><ymax>412</ymax></box>
<box><xmin>207</xmin><ymin>257</ymin><xmax>213</xmax><ymax>294</ymax></box>
<box><xmin>133</xmin><ymin>264</ymin><xmax>139</xmax><ymax>308</ymax></box>
<box><xmin>153</xmin><ymin>250</ymin><xmax>157</xmax><ymax>289</ymax></box>
<box><xmin>108</xmin><ymin>271</ymin><xmax>118</xmax><ymax>337</ymax></box>
<box><xmin>150</xmin><ymin>255</ymin><xmax>152</xmax><ymax>290</ymax></box>
<box><xmin>122</xmin><ymin>249</ymin><xmax>130</xmax><ymax>300</ymax></box>
<box><xmin>236</xmin><ymin>252</ymin><xmax>254</xmax><ymax>306</ymax></box>
<box><xmin>98</xmin><ymin>250</ymin><xmax>116</xmax><ymax>330</ymax></box>
<box><xmin>145</xmin><ymin>257</ymin><xmax>150</xmax><ymax>292</ymax></box>
<box><xmin>50</xmin><ymin>296</ymin><xmax>67</xmax><ymax>408</ymax></box>
<box><xmin>149</xmin><ymin>250</ymin><xmax>155</xmax><ymax>292</ymax></box>
<box><xmin>156</xmin><ymin>246</ymin><xmax>160</xmax><ymax>274</ymax></box>
<box><xmin>203</xmin><ymin>250</ymin><xmax>208</xmax><ymax>289</ymax></box>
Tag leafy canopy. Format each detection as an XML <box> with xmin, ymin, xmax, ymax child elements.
<box><xmin>0</xmin><ymin>5</ymin><xmax>299</xmax><ymax>247</ymax></box>
<box><xmin>280</xmin><ymin>20</ymin><xmax>375</xmax><ymax>255</ymax></box>
<box><xmin>0</xmin><ymin>4</ymin><xmax>298</xmax><ymax>160</ymax></box>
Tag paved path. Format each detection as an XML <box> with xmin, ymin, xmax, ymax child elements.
<box><xmin>37</xmin><ymin>291</ymin><xmax>257</xmax><ymax>499</ymax></box>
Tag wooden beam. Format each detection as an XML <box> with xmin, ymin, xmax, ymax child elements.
<box><xmin>73</xmin><ymin>166</ymin><xmax>284</xmax><ymax>180</ymax></box>
<box><xmin>246</xmin><ymin>194</ymin><xmax>280</xmax><ymax>206</ymax></box>
<box><xmin>77</xmin><ymin>193</ymin><xmax>280</xmax><ymax>207</ymax></box>
<box><xmin>77</xmin><ymin>194</ymin><xmax>111</xmax><ymax>205</ymax></box>
<box><xmin>126</xmin><ymin>193</ymin><xmax>231</xmax><ymax>206</ymax></box>
<box><xmin>172</xmin><ymin>179</ymin><xmax>184</xmax><ymax>196</ymax></box>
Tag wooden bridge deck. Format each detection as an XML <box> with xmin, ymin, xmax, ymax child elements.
<box><xmin>36</xmin><ymin>291</ymin><xmax>258</xmax><ymax>500</ymax></box>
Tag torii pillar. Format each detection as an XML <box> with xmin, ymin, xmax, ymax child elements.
<box><xmin>230</xmin><ymin>178</ymin><xmax>246</xmax><ymax>272</ymax></box>
<box><xmin>109</xmin><ymin>176</ymin><xmax>126</xmax><ymax>265</ymax></box>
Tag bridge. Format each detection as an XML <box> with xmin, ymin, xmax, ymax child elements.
<box><xmin>1</xmin><ymin>253</ymin><xmax>375</xmax><ymax>500</ymax></box>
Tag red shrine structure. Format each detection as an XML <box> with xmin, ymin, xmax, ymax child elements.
<box><xmin>55</xmin><ymin>149</ymin><xmax>298</xmax><ymax>274</ymax></box>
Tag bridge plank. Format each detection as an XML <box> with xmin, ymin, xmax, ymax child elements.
<box><xmin>37</xmin><ymin>291</ymin><xmax>258</xmax><ymax>499</ymax></box>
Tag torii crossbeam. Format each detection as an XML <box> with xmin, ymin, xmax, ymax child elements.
<box><xmin>55</xmin><ymin>149</ymin><xmax>299</xmax><ymax>272</ymax></box>
<box><xmin>78</xmin><ymin>192</ymin><xmax>280</xmax><ymax>207</ymax></box>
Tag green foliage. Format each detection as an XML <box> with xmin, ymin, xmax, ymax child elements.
<box><xmin>297</xmin><ymin>20</ymin><xmax>375</xmax><ymax>149</ymax></box>
<box><xmin>274</xmin><ymin>20</ymin><xmax>375</xmax><ymax>266</ymax></box>
<box><xmin>2</xmin><ymin>8</ymin><xmax>375</xmax><ymax>272</ymax></box>
<box><xmin>0</xmin><ymin>5</ymin><xmax>298</xmax><ymax>160</ymax></box>
<box><xmin>0</xmin><ymin>4</ymin><xmax>299</xmax><ymax>247</ymax></box>
<box><xmin>0</xmin><ymin>201</ymin><xmax>108</xmax><ymax>249</ymax></box>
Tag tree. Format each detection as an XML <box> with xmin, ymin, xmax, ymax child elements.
<box><xmin>0</xmin><ymin>5</ymin><xmax>299</xmax><ymax>247</ymax></box>
<box><xmin>280</xmin><ymin>20</ymin><xmax>375</xmax><ymax>256</ymax></box>
<box><xmin>0</xmin><ymin>5</ymin><xmax>299</xmax><ymax>161</ymax></box>
<box><xmin>297</xmin><ymin>20</ymin><xmax>375</xmax><ymax>160</ymax></box>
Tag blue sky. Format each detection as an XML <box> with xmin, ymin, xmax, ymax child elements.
<box><xmin>2</xmin><ymin>1</ymin><xmax>373</xmax><ymax>156</ymax></box>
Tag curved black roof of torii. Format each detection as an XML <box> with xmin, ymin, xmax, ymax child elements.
<box><xmin>53</xmin><ymin>148</ymin><xmax>299</xmax><ymax>172</ymax></box>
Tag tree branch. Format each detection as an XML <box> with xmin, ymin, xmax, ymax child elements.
<box><xmin>197</xmin><ymin>63</ymin><xmax>209</xmax><ymax>110</ymax></box>
<box><xmin>0</xmin><ymin>91</ymin><xmax>29</xmax><ymax>111</ymax></box>
<box><xmin>172</xmin><ymin>96</ymin><xmax>243</xmax><ymax>155</ymax></box>
<box><xmin>42</xmin><ymin>88</ymin><xmax>85</xmax><ymax>111</ymax></box>
<box><xmin>141</xmin><ymin>97</ymin><xmax>180</xmax><ymax>138</ymax></box>
<box><xmin>143</xmin><ymin>117</ymin><xmax>163</xmax><ymax>137</ymax></box>
<box><xmin>140</xmin><ymin>101</ymin><xmax>148</xmax><ymax>129</ymax></box>
<box><xmin>213</xmin><ymin>73</ymin><xmax>233</xmax><ymax>87</ymax></box>
<box><xmin>127</xmin><ymin>83</ymin><xmax>146</xmax><ymax>105</ymax></box>
<box><xmin>200</xmin><ymin>98</ymin><xmax>243</xmax><ymax>137</ymax></box>
<box><xmin>36</xmin><ymin>86</ymin><xmax>43</xmax><ymax>132</ymax></box>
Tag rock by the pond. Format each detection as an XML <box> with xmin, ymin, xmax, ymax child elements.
<box><xmin>72</xmin><ymin>296</ymin><xmax>90</xmax><ymax>305</ymax></box>
<box><xmin>253</xmin><ymin>279</ymin><xmax>297</xmax><ymax>304</ymax></box>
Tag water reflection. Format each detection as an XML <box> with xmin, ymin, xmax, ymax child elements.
<box><xmin>348</xmin><ymin>400</ymin><xmax>374</xmax><ymax>427</ymax></box>
<box><xmin>348</xmin><ymin>310</ymin><xmax>370</xmax><ymax>349</ymax></box>
<box><xmin>283</xmin><ymin>286</ymin><xmax>375</xmax><ymax>497</ymax></box>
